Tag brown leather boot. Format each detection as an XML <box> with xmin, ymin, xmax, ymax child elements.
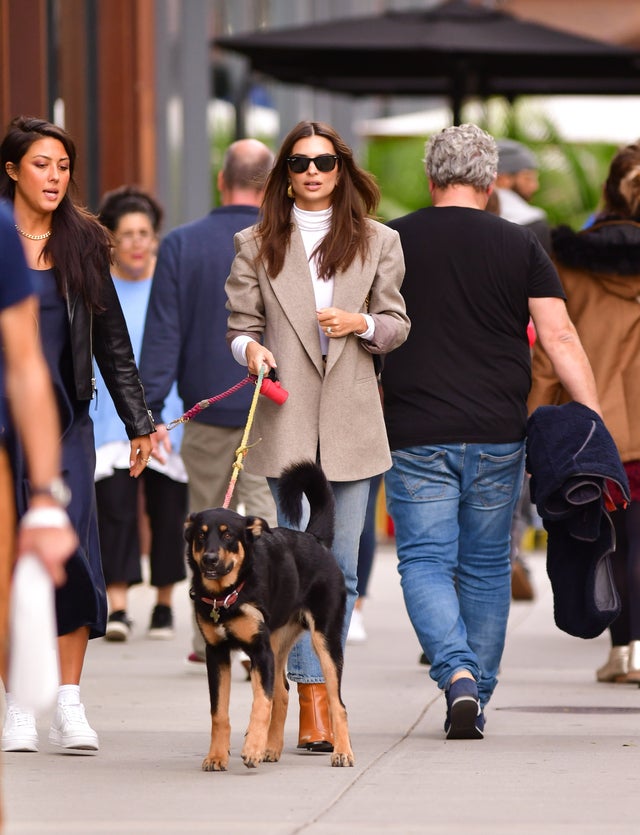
<box><xmin>297</xmin><ymin>683</ymin><xmax>334</xmax><ymax>752</ymax></box>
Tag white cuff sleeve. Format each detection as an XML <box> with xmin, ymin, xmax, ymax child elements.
<box><xmin>231</xmin><ymin>335</ymin><xmax>255</xmax><ymax>366</ymax></box>
<box><xmin>355</xmin><ymin>314</ymin><xmax>375</xmax><ymax>341</ymax></box>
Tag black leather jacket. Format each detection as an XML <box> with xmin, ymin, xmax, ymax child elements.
<box><xmin>65</xmin><ymin>269</ymin><xmax>155</xmax><ymax>440</ymax></box>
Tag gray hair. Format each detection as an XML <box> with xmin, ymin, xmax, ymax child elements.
<box><xmin>424</xmin><ymin>124</ymin><xmax>498</xmax><ymax>191</ymax></box>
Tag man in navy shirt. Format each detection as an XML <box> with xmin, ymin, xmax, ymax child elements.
<box><xmin>139</xmin><ymin>140</ymin><xmax>277</xmax><ymax>669</ymax></box>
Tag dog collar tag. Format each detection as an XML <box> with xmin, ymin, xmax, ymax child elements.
<box><xmin>201</xmin><ymin>581</ymin><xmax>245</xmax><ymax>622</ymax></box>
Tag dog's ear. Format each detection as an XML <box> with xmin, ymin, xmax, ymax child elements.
<box><xmin>184</xmin><ymin>512</ymin><xmax>198</xmax><ymax>543</ymax></box>
<box><xmin>245</xmin><ymin>516</ymin><xmax>270</xmax><ymax>541</ymax></box>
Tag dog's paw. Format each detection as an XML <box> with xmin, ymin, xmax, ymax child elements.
<box><xmin>262</xmin><ymin>747</ymin><xmax>282</xmax><ymax>763</ymax></box>
<box><xmin>241</xmin><ymin>751</ymin><xmax>263</xmax><ymax>769</ymax></box>
<box><xmin>331</xmin><ymin>750</ymin><xmax>355</xmax><ymax>767</ymax></box>
<box><xmin>201</xmin><ymin>756</ymin><xmax>228</xmax><ymax>772</ymax></box>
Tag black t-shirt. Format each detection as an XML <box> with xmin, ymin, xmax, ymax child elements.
<box><xmin>383</xmin><ymin>206</ymin><xmax>565</xmax><ymax>449</ymax></box>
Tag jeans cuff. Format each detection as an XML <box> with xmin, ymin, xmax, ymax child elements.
<box><xmin>287</xmin><ymin>676</ymin><xmax>326</xmax><ymax>684</ymax></box>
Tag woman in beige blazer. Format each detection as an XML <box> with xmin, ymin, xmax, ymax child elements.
<box><xmin>226</xmin><ymin>120</ymin><xmax>409</xmax><ymax>751</ymax></box>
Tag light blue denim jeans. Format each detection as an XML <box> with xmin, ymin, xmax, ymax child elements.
<box><xmin>267</xmin><ymin>476</ymin><xmax>370</xmax><ymax>683</ymax></box>
<box><xmin>385</xmin><ymin>442</ymin><xmax>525</xmax><ymax>707</ymax></box>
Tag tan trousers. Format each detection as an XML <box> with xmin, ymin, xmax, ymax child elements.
<box><xmin>180</xmin><ymin>421</ymin><xmax>277</xmax><ymax>657</ymax></box>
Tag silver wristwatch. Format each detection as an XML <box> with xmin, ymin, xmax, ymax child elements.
<box><xmin>30</xmin><ymin>477</ymin><xmax>72</xmax><ymax>508</ymax></box>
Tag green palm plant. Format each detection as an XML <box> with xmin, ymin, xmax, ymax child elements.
<box><xmin>480</xmin><ymin>100</ymin><xmax>618</xmax><ymax>228</ymax></box>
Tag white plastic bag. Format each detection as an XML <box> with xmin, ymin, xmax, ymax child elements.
<box><xmin>8</xmin><ymin>554</ymin><xmax>59</xmax><ymax>715</ymax></box>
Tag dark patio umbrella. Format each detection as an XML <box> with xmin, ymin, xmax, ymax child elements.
<box><xmin>214</xmin><ymin>0</ymin><xmax>640</xmax><ymax>124</ymax></box>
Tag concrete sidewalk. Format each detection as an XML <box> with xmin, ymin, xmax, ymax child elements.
<box><xmin>3</xmin><ymin>544</ymin><xmax>639</xmax><ymax>834</ymax></box>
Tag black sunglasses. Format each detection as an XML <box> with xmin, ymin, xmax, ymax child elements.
<box><xmin>286</xmin><ymin>154</ymin><xmax>340</xmax><ymax>174</ymax></box>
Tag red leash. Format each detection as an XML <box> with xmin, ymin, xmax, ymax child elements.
<box><xmin>165</xmin><ymin>373</ymin><xmax>288</xmax><ymax>431</ymax></box>
<box><xmin>165</xmin><ymin>377</ymin><xmax>253</xmax><ymax>431</ymax></box>
<box><xmin>165</xmin><ymin>370</ymin><xmax>289</xmax><ymax>509</ymax></box>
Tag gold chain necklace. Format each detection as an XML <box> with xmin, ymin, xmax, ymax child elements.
<box><xmin>15</xmin><ymin>224</ymin><xmax>52</xmax><ymax>241</ymax></box>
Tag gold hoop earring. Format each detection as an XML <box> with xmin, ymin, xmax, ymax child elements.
<box><xmin>287</xmin><ymin>182</ymin><xmax>294</xmax><ymax>199</ymax></box>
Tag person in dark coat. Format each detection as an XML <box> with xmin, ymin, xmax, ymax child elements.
<box><xmin>529</xmin><ymin>141</ymin><xmax>640</xmax><ymax>682</ymax></box>
<box><xmin>0</xmin><ymin>117</ymin><xmax>154</xmax><ymax>755</ymax></box>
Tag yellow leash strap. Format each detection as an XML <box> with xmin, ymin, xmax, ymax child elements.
<box><xmin>222</xmin><ymin>366</ymin><xmax>265</xmax><ymax>509</ymax></box>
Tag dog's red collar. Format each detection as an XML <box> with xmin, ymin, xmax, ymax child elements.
<box><xmin>199</xmin><ymin>581</ymin><xmax>246</xmax><ymax>622</ymax></box>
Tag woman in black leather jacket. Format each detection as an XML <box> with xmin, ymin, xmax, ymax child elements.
<box><xmin>0</xmin><ymin>116</ymin><xmax>154</xmax><ymax>755</ymax></box>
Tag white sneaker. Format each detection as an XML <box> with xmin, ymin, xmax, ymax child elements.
<box><xmin>347</xmin><ymin>608</ymin><xmax>367</xmax><ymax>644</ymax></box>
<box><xmin>49</xmin><ymin>703</ymin><xmax>99</xmax><ymax>752</ymax></box>
<box><xmin>2</xmin><ymin>704</ymin><xmax>38</xmax><ymax>752</ymax></box>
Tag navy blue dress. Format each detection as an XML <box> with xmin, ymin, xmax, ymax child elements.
<box><xmin>18</xmin><ymin>269</ymin><xmax>107</xmax><ymax>638</ymax></box>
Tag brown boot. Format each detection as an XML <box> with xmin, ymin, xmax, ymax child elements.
<box><xmin>297</xmin><ymin>683</ymin><xmax>334</xmax><ymax>752</ymax></box>
<box><xmin>511</xmin><ymin>558</ymin><xmax>535</xmax><ymax>601</ymax></box>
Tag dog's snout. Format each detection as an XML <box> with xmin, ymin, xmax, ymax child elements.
<box><xmin>201</xmin><ymin>552</ymin><xmax>220</xmax><ymax>570</ymax></box>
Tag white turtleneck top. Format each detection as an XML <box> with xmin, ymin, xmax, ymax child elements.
<box><xmin>295</xmin><ymin>204</ymin><xmax>334</xmax><ymax>355</ymax></box>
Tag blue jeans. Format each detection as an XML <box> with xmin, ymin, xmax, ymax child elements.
<box><xmin>385</xmin><ymin>442</ymin><xmax>525</xmax><ymax>707</ymax></box>
<box><xmin>268</xmin><ymin>476</ymin><xmax>370</xmax><ymax>683</ymax></box>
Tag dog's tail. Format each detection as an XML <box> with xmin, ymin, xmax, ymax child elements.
<box><xmin>278</xmin><ymin>460</ymin><xmax>335</xmax><ymax>548</ymax></box>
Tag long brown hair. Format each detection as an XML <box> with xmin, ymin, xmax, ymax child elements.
<box><xmin>257</xmin><ymin>121</ymin><xmax>380</xmax><ymax>280</ymax></box>
<box><xmin>0</xmin><ymin>115</ymin><xmax>111</xmax><ymax>308</ymax></box>
<box><xmin>601</xmin><ymin>142</ymin><xmax>640</xmax><ymax>221</ymax></box>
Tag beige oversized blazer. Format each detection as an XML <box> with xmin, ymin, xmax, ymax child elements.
<box><xmin>225</xmin><ymin>217</ymin><xmax>409</xmax><ymax>481</ymax></box>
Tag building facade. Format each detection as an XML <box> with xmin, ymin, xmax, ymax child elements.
<box><xmin>1</xmin><ymin>0</ymin><xmax>638</xmax><ymax>228</ymax></box>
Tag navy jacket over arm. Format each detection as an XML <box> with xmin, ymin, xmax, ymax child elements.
<box><xmin>526</xmin><ymin>401</ymin><xmax>630</xmax><ymax>639</ymax></box>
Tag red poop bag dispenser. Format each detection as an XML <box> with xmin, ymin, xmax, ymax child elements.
<box><xmin>257</xmin><ymin>370</ymin><xmax>289</xmax><ymax>405</ymax></box>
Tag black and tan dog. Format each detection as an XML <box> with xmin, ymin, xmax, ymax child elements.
<box><xmin>184</xmin><ymin>460</ymin><xmax>354</xmax><ymax>771</ymax></box>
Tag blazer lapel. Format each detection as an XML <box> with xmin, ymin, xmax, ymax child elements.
<box><xmin>268</xmin><ymin>226</ymin><xmax>325</xmax><ymax>373</ymax></box>
<box><xmin>325</xmin><ymin>256</ymin><xmax>372</xmax><ymax>372</ymax></box>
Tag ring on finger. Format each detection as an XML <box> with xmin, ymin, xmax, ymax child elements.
<box><xmin>327</xmin><ymin>326</ymin><xmax>332</xmax><ymax>335</ymax></box>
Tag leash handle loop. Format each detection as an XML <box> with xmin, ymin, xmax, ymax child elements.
<box><xmin>222</xmin><ymin>366</ymin><xmax>266</xmax><ymax>509</ymax></box>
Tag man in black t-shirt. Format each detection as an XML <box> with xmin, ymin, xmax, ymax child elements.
<box><xmin>382</xmin><ymin>124</ymin><xmax>601</xmax><ymax>740</ymax></box>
